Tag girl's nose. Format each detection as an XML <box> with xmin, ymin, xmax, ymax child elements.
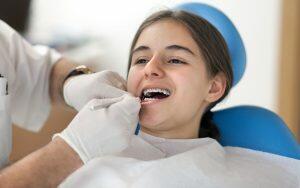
<box><xmin>143</xmin><ymin>57</ymin><xmax>164</xmax><ymax>79</ymax></box>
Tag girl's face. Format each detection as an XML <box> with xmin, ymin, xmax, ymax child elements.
<box><xmin>127</xmin><ymin>19</ymin><xmax>224</xmax><ymax>139</ymax></box>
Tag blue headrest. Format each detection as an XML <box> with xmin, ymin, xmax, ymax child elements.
<box><xmin>174</xmin><ymin>2</ymin><xmax>246</xmax><ymax>86</ymax></box>
<box><xmin>213</xmin><ymin>106</ymin><xmax>300</xmax><ymax>159</ymax></box>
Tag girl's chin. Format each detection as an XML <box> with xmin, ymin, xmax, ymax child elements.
<box><xmin>139</xmin><ymin>108</ymin><xmax>169</xmax><ymax>127</ymax></box>
<box><xmin>139</xmin><ymin>117</ymin><xmax>164</xmax><ymax>129</ymax></box>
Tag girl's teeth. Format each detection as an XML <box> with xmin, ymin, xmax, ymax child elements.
<box><xmin>143</xmin><ymin>88</ymin><xmax>171</xmax><ymax>96</ymax></box>
<box><xmin>143</xmin><ymin>98</ymin><xmax>158</xmax><ymax>101</ymax></box>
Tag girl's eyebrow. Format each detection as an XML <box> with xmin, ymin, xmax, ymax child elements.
<box><xmin>131</xmin><ymin>44</ymin><xmax>196</xmax><ymax>56</ymax></box>
<box><xmin>131</xmin><ymin>45</ymin><xmax>150</xmax><ymax>55</ymax></box>
<box><xmin>165</xmin><ymin>45</ymin><xmax>195</xmax><ymax>56</ymax></box>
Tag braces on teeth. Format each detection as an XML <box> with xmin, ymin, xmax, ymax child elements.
<box><xmin>141</xmin><ymin>88</ymin><xmax>171</xmax><ymax>101</ymax></box>
<box><xmin>143</xmin><ymin>88</ymin><xmax>171</xmax><ymax>96</ymax></box>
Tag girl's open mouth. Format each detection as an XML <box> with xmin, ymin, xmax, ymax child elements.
<box><xmin>140</xmin><ymin>88</ymin><xmax>171</xmax><ymax>105</ymax></box>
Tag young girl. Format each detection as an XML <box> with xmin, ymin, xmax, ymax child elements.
<box><xmin>126</xmin><ymin>9</ymin><xmax>232</xmax><ymax>141</ymax></box>
<box><xmin>59</xmin><ymin>10</ymin><xmax>300</xmax><ymax>188</ymax></box>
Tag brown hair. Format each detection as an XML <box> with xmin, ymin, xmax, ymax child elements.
<box><xmin>127</xmin><ymin>10</ymin><xmax>233</xmax><ymax>140</ymax></box>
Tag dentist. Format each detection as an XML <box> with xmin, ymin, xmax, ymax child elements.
<box><xmin>0</xmin><ymin>20</ymin><xmax>141</xmax><ymax>187</ymax></box>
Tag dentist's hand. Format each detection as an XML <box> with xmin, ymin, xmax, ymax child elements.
<box><xmin>63</xmin><ymin>70</ymin><xmax>127</xmax><ymax>111</ymax></box>
<box><xmin>55</xmin><ymin>94</ymin><xmax>141</xmax><ymax>164</ymax></box>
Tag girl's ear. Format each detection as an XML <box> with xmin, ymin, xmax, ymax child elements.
<box><xmin>205</xmin><ymin>73</ymin><xmax>226</xmax><ymax>103</ymax></box>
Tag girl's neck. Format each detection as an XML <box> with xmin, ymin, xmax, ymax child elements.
<box><xmin>140</xmin><ymin>124</ymin><xmax>199</xmax><ymax>139</ymax></box>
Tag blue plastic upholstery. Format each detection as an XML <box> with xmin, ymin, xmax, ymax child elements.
<box><xmin>213</xmin><ymin>106</ymin><xmax>300</xmax><ymax>159</ymax></box>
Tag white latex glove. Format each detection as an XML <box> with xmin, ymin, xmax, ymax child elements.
<box><xmin>55</xmin><ymin>94</ymin><xmax>141</xmax><ymax>164</ymax></box>
<box><xmin>63</xmin><ymin>70</ymin><xmax>127</xmax><ymax>111</ymax></box>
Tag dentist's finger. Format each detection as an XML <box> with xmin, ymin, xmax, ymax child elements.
<box><xmin>110</xmin><ymin>72</ymin><xmax>127</xmax><ymax>91</ymax></box>
<box><xmin>89</xmin><ymin>96</ymin><xmax>125</xmax><ymax>110</ymax></box>
<box><xmin>112</xmin><ymin>94</ymin><xmax>141</xmax><ymax>116</ymax></box>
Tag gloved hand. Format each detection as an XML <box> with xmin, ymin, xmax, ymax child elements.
<box><xmin>54</xmin><ymin>94</ymin><xmax>141</xmax><ymax>164</ymax></box>
<box><xmin>63</xmin><ymin>70</ymin><xmax>127</xmax><ymax>111</ymax></box>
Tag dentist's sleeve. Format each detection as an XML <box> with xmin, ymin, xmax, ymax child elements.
<box><xmin>0</xmin><ymin>20</ymin><xmax>61</xmax><ymax>131</ymax></box>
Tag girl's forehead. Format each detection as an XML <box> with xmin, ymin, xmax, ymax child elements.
<box><xmin>134</xmin><ymin>20</ymin><xmax>200</xmax><ymax>54</ymax></box>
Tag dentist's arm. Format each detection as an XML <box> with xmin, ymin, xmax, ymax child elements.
<box><xmin>0</xmin><ymin>137</ymin><xmax>82</xmax><ymax>188</ymax></box>
<box><xmin>0</xmin><ymin>95</ymin><xmax>140</xmax><ymax>188</ymax></box>
<box><xmin>1</xmin><ymin>20</ymin><xmax>127</xmax><ymax>132</ymax></box>
<box><xmin>49</xmin><ymin>58</ymin><xmax>77</xmax><ymax>106</ymax></box>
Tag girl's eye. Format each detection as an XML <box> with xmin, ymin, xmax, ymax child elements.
<box><xmin>168</xmin><ymin>59</ymin><xmax>186</xmax><ymax>64</ymax></box>
<box><xmin>135</xmin><ymin>59</ymin><xmax>148</xmax><ymax>64</ymax></box>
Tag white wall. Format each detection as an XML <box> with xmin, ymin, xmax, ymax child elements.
<box><xmin>28</xmin><ymin>0</ymin><xmax>282</xmax><ymax>112</ymax></box>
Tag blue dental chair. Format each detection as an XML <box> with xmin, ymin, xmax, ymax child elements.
<box><xmin>175</xmin><ymin>2</ymin><xmax>300</xmax><ymax>159</ymax></box>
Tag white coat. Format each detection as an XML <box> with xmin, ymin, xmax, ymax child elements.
<box><xmin>0</xmin><ymin>20</ymin><xmax>61</xmax><ymax>167</ymax></box>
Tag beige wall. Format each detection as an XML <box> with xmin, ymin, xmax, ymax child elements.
<box><xmin>278</xmin><ymin>0</ymin><xmax>300</xmax><ymax>140</ymax></box>
<box><xmin>10</xmin><ymin>105</ymin><xmax>76</xmax><ymax>161</ymax></box>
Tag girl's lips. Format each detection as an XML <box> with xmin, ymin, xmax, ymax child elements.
<box><xmin>140</xmin><ymin>96</ymin><xmax>170</xmax><ymax>106</ymax></box>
